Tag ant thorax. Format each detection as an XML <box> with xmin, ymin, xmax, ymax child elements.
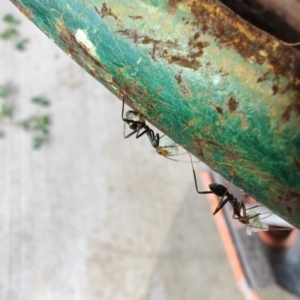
<box><xmin>125</xmin><ymin>110</ymin><xmax>145</xmax><ymax>123</ymax></box>
<box><xmin>209</xmin><ymin>183</ymin><xmax>228</xmax><ymax>197</ymax></box>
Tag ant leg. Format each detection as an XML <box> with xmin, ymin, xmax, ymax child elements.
<box><xmin>124</xmin><ymin>127</ymin><xmax>138</xmax><ymax>139</ymax></box>
<box><xmin>123</xmin><ymin>121</ymin><xmax>128</xmax><ymax>138</ymax></box>
<box><xmin>146</xmin><ymin>128</ymin><xmax>154</xmax><ymax>146</ymax></box>
<box><xmin>240</xmin><ymin>202</ymin><xmax>247</xmax><ymax>218</ymax></box>
<box><xmin>136</xmin><ymin>127</ymin><xmax>149</xmax><ymax>138</ymax></box>
<box><xmin>121</xmin><ymin>95</ymin><xmax>126</xmax><ymax>120</ymax></box>
<box><xmin>246</xmin><ymin>205</ymin><xmax>262</xmax><ymax>211</ymax></box>
<box><xmin>212</xmin><ymin>197</ymin><xmax>229</xmax><ymax>215</ymax></box>
<box><xmin>232</xmin><ymin>210</ymin><xmax>240</xmax><ymax>219</ymax></box>
<box><xmin>247</xmin><ymin>213</ymin><xmax>261</xmax><ymax>221</ymax></box>
<box><xmin>188</xmin><ymin>153</ymin><xmax>213</xmax><ymax>194</ymax></box>
<box><xmin>146</xmin><ymin>128</ymin><xmax>159</xmax><ymax>148</ymax></box>
<box><xmin>123</xmin><ymin>119</ymin><xmax>145</xmax><ymax>139</ymax></box>
<box><xmin>154</xmin><ymin>133</ymin><xmax>160</xmax><ymax>148</ymax></box>
<box><xmin>123</xmin><ymin>120</ymin><xmax>144</xmax><ymax>139</ymax></box>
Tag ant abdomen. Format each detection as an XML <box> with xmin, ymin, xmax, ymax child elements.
<box><xmin>209</xmin><ymin>183</ymin><xmax>228</xmax><ymax>197</ymax></box>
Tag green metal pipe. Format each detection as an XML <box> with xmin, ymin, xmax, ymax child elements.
<box><xmin>11</xmin><ymin>0</ymin><xmax>300</xmax><ymax>228</ymax></box>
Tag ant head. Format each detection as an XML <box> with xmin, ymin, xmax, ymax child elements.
<box><xmin>156</xmin><ymin>147</ymin><xmax>170</xmax><ymax>157</ymax></box>
<box><xmin>209</xmin><ymin>183</ymin><xmax>228</xmax><ymax>197</ymax></box>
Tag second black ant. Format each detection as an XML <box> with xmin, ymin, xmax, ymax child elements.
<box><xmin>189</xmin><ymin>157</ymin><xmax>293</xmax><ymax>232</ymax></box>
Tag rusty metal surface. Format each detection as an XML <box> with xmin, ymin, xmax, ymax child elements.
<box><xmin>10</xmin><ymin>0</ymin><xmax>300</xmax><ymax>227</ymax></box>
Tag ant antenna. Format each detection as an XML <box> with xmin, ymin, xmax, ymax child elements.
<box><xmin>280</xmin><ymin>40</ymin><xmax>300</xmax><ymax>47</ymax></box>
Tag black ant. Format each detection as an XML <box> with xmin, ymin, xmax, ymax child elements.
<box><xmin>189</xmin><ymin>158</ymin><xmax>293</xmax><ymax>232</ymax></box>
<box><xmin>121</xmin><ymin>96</ymin><xmax>182</xmax><ymax>159</ymax></box>
<box><xmin>191</xmin><ymin>164</ymin><xmax>255</xmax><ymax>223</ymax></box>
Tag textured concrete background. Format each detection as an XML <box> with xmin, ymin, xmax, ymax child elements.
<box><xmin>1</xmin><ymin>1</ymin><xmax>294</xmax><ymax>299</ymax></box>
<box><xmin>0</xmin><ymin>2</ymin><xmax>241</xmax><ymax>299</ymax></box>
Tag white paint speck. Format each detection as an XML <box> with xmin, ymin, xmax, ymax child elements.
<box><xmin>212</xmin><ymin>75</ymin><xmax>221</xmax><ymax>85</ymax></box>
<box><xmin>75</xmin><ymin>29</ymin><xmax>96</xmax><ymax>56</ymax></box>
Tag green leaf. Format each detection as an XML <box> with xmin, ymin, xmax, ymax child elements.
<box><xmin>1</xmin><ymin>104</ymin><xmax>11</xmax><ymax>117</ymax></box>
<box><xmin>15</xmin><ymin>39</ymin><xmax>29</xmax><ymax>51</ymax></box>
<box><xmin>3</xmin><ymin>14</ymin><xmax>20</xmax><ymax>25</ymax></box>
<box><xmin>31</xmin><ymin>96</ymin><xmax>50</xmax><ymax>106</ymax></box>
<box><xmin>0</xmin><ymin>28</ymin><xmax>17</xmax><ymax>40</ymax></box>
<box><xmin>40</xmin><ymin>115</ymin><xmax>50</xmax><ymax>125</ymax></box>
<box><xmin>0</xmin><ymin>85</ymin><xmax>9</xmax><ymax>98</ymax></box>
<box><xmin>19</xmin><ymin>118</ymin><xmax>32</xmax><ymax>130</ymax></box>
<box><xmin>19</xmin><ymin>115</ymin><xmax>51</xmax><ymax>134</ymax></box>
<box><xmin>33</xmin><ymin>136</ymin><xmax>45</xmax><ymax>149</ymax></box>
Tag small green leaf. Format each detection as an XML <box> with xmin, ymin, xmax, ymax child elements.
<box><xmin>19</xmin><ymin>115</ymin><xmax>51</xmax><ymax>134</ymax></box>
<box><xmin>19</xmin><ymin>119</ymin><xmax>31</xmax><ymax>130</ymax></box>
<box><xmin>31</xmin><ymin>97</ymin><xmax>50</xmax><ymax>107</ymax></box>
<box><xmin>15</xmin><ymin>39</ymin><xmax>29</xmax><ymax>51</ymax></box>
<box><xmin>33</xmin><ymin>136</ymin><xmax>45</xmax><ymax>149</ymax></box>
<box><xmin>0</xmin><ymin>85</ymin><xmax>9</xmax><ymax>98</ymax></box>
<box><xmin>3</xmin><ymin>14</ymin><xmax>20</xmax><ymax>25</ymax></box>
<box><xmin>0</xmin><ymin>28</ymin><xmax>17</xmax><ymax>40</ymax></box>
<box><xmin>40</xmin><ymin>115</ymin><xmax>50</xmax><ymax>125</ymax></box>
<box><xmin>1</xmin><ymin>104</ymin><xmax>11</xmax><ymax>117</ymax></box>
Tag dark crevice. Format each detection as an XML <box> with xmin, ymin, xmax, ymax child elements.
<box><xmin>219</xmin><ymin>0</ymin><xmax>300</xmax><ymax>50</ymax></box>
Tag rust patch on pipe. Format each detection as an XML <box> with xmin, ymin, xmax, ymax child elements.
<box><xmin>194</xmin><ymin>136</ymin><xmax>239</xmax><ymax>161</ymax></box>
<box><xmin>184</xmin><ymin>0</ymin><xmax>300</xmax><ymax>98</ymax></box>
<box><xmin>206</xmin><ymin>139</ymin><xmax>238</xmax><ymax>160</ymax></box>
<box><xmin>188</xmin><ymin>35</ymin><xmax>210</xmax><ymax>57</ymax></box>
<box><xmin>278</xmin><ymin>191</ymin><xmax>300</xmax><ymax>216</ymax></box>
<box><xmin>117</xmin><ymin>29</ymin><xmax>180</xmax><ymax>48</ymax></box>
<box><xmin>9</xmin><ymin>0</ymin><xmax>34</xmax><ymax>19</ymax></box>
<box><xmin>210</xmin><ymin>102</ymin><xmax>223</xmax><ymax>115</ymax></box>
<box><xmin>95</xmin><ymin>3</ymin><xmax>117</xmax><ymax>20</ymax></box>
<box><xmin>117</xmin><ymin>29</ymin><xmax>201</xmax><ymax>70</ymax></box>
<box><xmin>57</xmin><ymin>23</ymin><xmax>107</xmax><ymax>84</ymax></box>
<box><xmin>194</xmin><ymin>137</ymin><xmax>206</xmax><ymax>158</ymax></box>
<box><xmin>272</xmin><ymin>84</ymin><xmax>279</xmax><ymax>94</ymax></box>
<box><xmin>279</xmin><ymin>191</ymin><xmax>300</xmax><ymax>203</ymax></box>
<box><xmin>175</xmin><ymin>73</ymin><xmax>182</xmax><ymax>84</ymax></box>
<box><xmin>214</xmin><ymin>105</ymin><xmax>223</xmax><ymax>115</ymax></box>
<box><xmin>174</xmin><ymin>72</ymin><xmax>191</xmax><ymax>96</ymax></box>
<box><xmin>227</xmin><ymin>97</ymin><xmax>238</xmax><ymax>113</ymax></box>
<box><xmin>128</xmin><ymin>15</ymin><xmax>143</xmax><ymax>20</ymax></box>
<box><xmin>281</xmin><ymin>102</ymin><xmax>300</xmax><ymax>122</ymax></box>
<box><xmin>287</xmin><ymin>205</ymin><xmax>293</xmax><ymax>216</ymax></box>
<box><xmin>257</xmin><ymin>71</ymin><xmax>270</xmax><ymax>83</ymax></box>
<box><xmin>56</xmin><ymin>23</ymin><xmax>152</xmax><ymax>112</ymax></box>
<box><xmin>165</xmin><ymin>54</ymin><xmax>201</xmax><ymax>70</ymax></box>
<box><xmin>168</xmin><ymin>0</ymin><xmax>183</xmax><ymax>13</ymax></box>
<box><xmin>293</xmin><ymin>156</ymin><xmax>300</xmax><ymax>172</ymax></box>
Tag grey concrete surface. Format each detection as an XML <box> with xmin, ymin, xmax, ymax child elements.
<box><xmin>0</xmin><ymin>1</ymin><xmax>283</xmax><ymax>299</ymax></box>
